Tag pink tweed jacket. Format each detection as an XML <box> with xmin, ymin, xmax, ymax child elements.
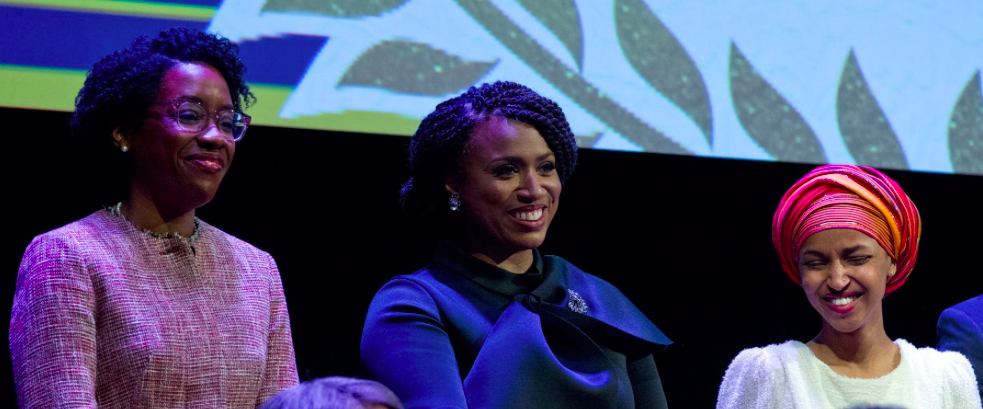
<box><xmin>10</xmin><ymin>210</ymin><xmax>299</xmax><ymax>408</ymax></box>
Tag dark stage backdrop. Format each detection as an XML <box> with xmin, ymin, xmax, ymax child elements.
<box><xmin>3</xmin><ymin>107</ymin><xmax>981</xmax><ymax>407</ymax></box>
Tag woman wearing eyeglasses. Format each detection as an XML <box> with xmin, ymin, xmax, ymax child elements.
<box><xmin>9</xmin><ymin>28</ymin><xmax>298</xmax><ymax>408</ymax></box>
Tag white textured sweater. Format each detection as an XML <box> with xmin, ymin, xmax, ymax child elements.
<box><xmin>716</xmin><ymin>339</ymin><xmax>981</xmax><ymax>409</ymax></box>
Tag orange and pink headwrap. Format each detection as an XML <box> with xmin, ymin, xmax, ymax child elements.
<box><xmin>772</xmin><ymin>165</ymin><xmax>921</xmax><ymax>295</ymax></box>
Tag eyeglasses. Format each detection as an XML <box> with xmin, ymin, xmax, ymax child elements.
<box><xmin>147</xmin><ymin>98</ymin><xmax>251</xmax><ymax>142</ymax></box>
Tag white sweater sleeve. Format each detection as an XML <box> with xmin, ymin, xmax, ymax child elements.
<box><xmin>717</xmin><ymin>347</ymin><xmax>788</xmax><ymax>409</ymax></box>
<box><xmin>940</xmin><ymin>350</ymin><xmax>983</xmax><ymax>409</ymax></box>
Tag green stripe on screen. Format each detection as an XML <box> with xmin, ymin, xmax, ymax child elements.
<box><xmin>0</xmin><ymin>65</ymin><xmax>419</xmax><ymax>136</ymax></box>
<box><xmin>0</xmin><ymin>0</ymin><xmax>214</xmax><ymax>21</ymax></box>
<box><xmin>248</xmin><ymin>85</ymin><xmax>420</xmax><ymax>136</ymax></box>
<box><xmin>0</xmin><ymin>65</ymin><xmax>83</xmax><ymax>111</ymax></box>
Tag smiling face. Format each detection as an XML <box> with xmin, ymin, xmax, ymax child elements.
<box><xmin>447</xmin><ymin>116</ymin><xmax>561</xmax><ymax>256</ymax></box>
<box><xmin>798</xmin><ymin>228</ymin><xmax>897</xmax><ymax>335</ymax></box>
<box><xmin>116</xmin><ymin>62</ymin><xmax>235</xmax><ymax>214</ymax></box>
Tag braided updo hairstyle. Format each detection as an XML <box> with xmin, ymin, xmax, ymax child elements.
<box><xmin>70</xmin><ymin>27</ymin><xmax>253</xmax><ymax>203</ymax></box>
<box><xmin>400</xmin><ymin>81</ymin><xmax>578</xmax><ymax>230</ymax></box>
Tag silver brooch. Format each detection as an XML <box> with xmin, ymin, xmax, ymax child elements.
<box><xmin>566</xmin><ymin>289</ymin><xmax>588</xmax><ymax>314</ymax></box>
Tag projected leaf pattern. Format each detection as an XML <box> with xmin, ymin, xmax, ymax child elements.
<box><xmin>221</xmin><ymin>0</ymin><xmax>982</xmax><ymax>175</ymax></box>
<box><xmin>615</xmin><ymin>0</ymin><xmax>712</xmax><ymax>144</ymax></box>
<box><xmin>516</xmin><ymin>0</ymin><xmax>583</xmax><ymax>70</ymax></box>
<box><xmin>729</xmin><ymin>43</ymin><xmax>826</xmax><ymax>163</ymax></box>
<box><xmin>949</xmin><ymin>71</ymin><xmax>983</xmax><ymax>174</ymax></box>
<box><xmin>339</xmin><ymin>41</ymin><xmax>498</xmax><ymax>96</ymax></box>
<box><xmin>837</xmin><ymin>51</ymin><xmax>908</xmax><ymax>170</ymax></box>
<box><xmin>454</xmin><ymin>0</ymin><xmax>689</xmax><ymax>154</ymax></box>
<box><xmin>262</xmin><ymin>0</ymin><xmax>408</xmax><ymax>16</ymax></box>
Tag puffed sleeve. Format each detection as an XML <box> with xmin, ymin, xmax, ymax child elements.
<box><xmin>937</xmin><ymin>305</ymin><xmax>983</xmax><ymax>396</ymax></box>
<box><xmin>937</xmin><ymin>350</ymin><xmax>983</xmax><ymax>409</ymax></box>
<box><xmin>255</xmin><ymin>253</ymin><xmax>299</xmax><ymax>407</ymax></box>
<box><xmin>9</xmin><ymin>234</ymin><xmax>98</xmax><ymax>408</ymax></box>
<box><xmin>716</xmin><ymin>347</ymin><xmax>786</xmax><ymax>409</ymax></box>
<box><xmin>360</xmin><ymin>278</ymin><xmax>468</xmax><ymax>409</ymax></box>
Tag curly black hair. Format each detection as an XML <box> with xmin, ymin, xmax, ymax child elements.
<box><xmin>400</xmin><ymin>81</ymin><xmax>578</xmax><ymax>227</ymax></box>
<box><xmin>70</xmin><ymin>27</ymin><xmax>253</xmax><ymax>203</ymax></box>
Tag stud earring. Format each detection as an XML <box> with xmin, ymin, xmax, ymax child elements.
<box><xmin>448</xmin><ymin>194</ymin><xmax>461</xmax><ymax>211</ymax></box>
<box><xmin>121</xmin><ymin>145</ymin><xmax>129</xmax><ymax>153</ymax></box>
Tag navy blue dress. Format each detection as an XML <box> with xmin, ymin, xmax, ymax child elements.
<box><xmin>360</xmin><ymin>241</ymin><xmax>671</xmax><ymax>409</ymax></box>
<box><xmin>938</xmin><ymin>294</ymin><xmax>983</xmax><ymax>400</ymax></box>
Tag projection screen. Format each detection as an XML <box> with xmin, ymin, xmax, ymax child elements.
<box><xmin>1</xmin><ymin>0</ymin><xmax>981</xmax><ymax>175</ymax></box>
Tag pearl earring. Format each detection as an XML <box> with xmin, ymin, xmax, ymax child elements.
<box><xmin>121</xmin><ymin>145</ymin><xmax>129</xmax><ymax>153</ymax></box>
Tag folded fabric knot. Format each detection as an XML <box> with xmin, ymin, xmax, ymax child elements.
<box><xmin>515</xmin><ymin>293</ymin><xmax>543</xmax><ymax>311</ymax></box>
<box><xmin>463</xmin><ymin>301</ymin><xmax>619</xmax><ymax>409</ymax></box>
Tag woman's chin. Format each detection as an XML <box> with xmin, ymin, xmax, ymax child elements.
<box><xmin>818</xmin><ymin>313</ymin><xmax>870</xmax><ymax>336</ymax></box>
<box><xmin>503</xmin><ymin>232</ymin><xmax>548</xmax><ymax>252</ymax></box>
<box><xmin>172</xmin><ymin>185</ymin><xmax>220</xmax><ymax>212</ymax></box>
<box><xmin>826</xmin><ymin>322</ymin><xmax>860</xmax><ymax>335</ymax></box>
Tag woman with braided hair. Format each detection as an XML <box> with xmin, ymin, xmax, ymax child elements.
<box><xmin>360</xmin><ymin>81</ymin><xmax>671</xmax><ymax>408</ymax></box>
<box><xmin>716</xmin><ymin>165</ymin><xmax>981</xmax><ymax>409</ymax></box>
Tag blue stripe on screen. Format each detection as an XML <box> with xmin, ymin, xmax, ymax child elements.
<box><xmin>165</xmin><ymin>0</ymin><xmax>223</xmax><ymax>6</ymax></box>
<box><xmin>235</xmin><ymin>35</ymin><xmax>328</xmax><ymax>86</ymax></box>
<box><xmin>0</xmin><ymin>6</ymin><xmax>207</xmax><ymax>71</ymax></box>
<box><xmin>0</xmin><ymin>5</ymin><xmax>327</xmax><ymax>86</ymax></box>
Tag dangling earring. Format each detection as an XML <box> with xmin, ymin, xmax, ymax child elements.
<box><xmin>448</xmin><ymin>194</ymin><xmax>461</xmax><ymax>211</ymax></box>
<box><xmin>121</xmin><ymin>144</ymin><xmax>129</xmax><ymax>153</ymax></box>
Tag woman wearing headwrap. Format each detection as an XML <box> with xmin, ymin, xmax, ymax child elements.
<box><xmin>716</xmin><ymin>165</ymin><xmax>981</xmax><ymax>409</ymax></box>
<box><xmin>360</xmin><ymin>81</ymin><xmax>671</xmax><ymax>409</ymax></box>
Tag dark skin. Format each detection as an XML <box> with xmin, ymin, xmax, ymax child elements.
<box><xmin>445</xmin><ymin>117</ymin><xmax>561</xmax><ymax>274</ymax></box>
<box><xmin>111</xmin><ymin>62</ymin><xmax>236</xmax><ymax>236</ymax></box>
<box><xmin>799</xmin><ymin>228</ymin><xmax>900</xmax><ymax>378</ymax></box>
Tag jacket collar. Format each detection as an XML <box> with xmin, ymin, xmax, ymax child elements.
<box><xmin>430</xmin><ymin>240</ymin><xmax>544</xmax><ymax>297</ymax></box>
